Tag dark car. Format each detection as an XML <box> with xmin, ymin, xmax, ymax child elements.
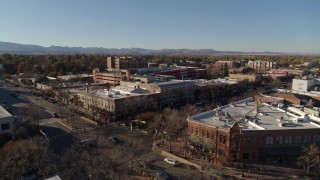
<box><xmin>156</xmin><ymin>170</ymin><xmax>170</xmax><ymax>180</ymax></box>
<box><xmin>80</xmin><ymin>139</ymin><xmax>97</xmax><ymax>147</ymax></box>
<box><xmin>51</xmin><ymin>112</ymin><xmax>58</xmax><ymax>118</ymax></box>
<box><xmin>108</xmin><ymin>136</ymin><xmax>124</xmax><ymax>144</ymax></box>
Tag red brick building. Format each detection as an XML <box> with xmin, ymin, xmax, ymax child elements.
<box><xmin>188</xmin><ymin>98</ymin><xmax>320</xmax><ymax>164</ymax></box>
<box><xmin>93</xmin><ymin>69</ymin><xmax>126</xmax><ymax>85</ymax></box>
<box><xmin>107</xmin><ymin>56</ymin><xmax>148</xmax><ymax>70</ymax></box>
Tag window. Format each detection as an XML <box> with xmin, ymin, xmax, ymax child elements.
<box><xmin>243</xmin><ymin>138</ymin><xmax>247</xmax><ymax>146</ymax></box>
<box><xmin>242</xmin><ymin>153</ymin><xmax>249</xmax><ymax>159</ymax></box>
<box><xmin>284</xmin><ymin>136</ymin><xmax>292</xmax><ymax>144</ymax></box>
<box><xmin>191</xmin><ymin>127</ymin><xmax>194</xmax><ymax>133</ymax></box>
<box><xmin>202</xmin><ymin>129</ymin><xmax>205</xmax><ymax>137</ymax></box>
<box><xmin>252</xmin><ymin>152</ymin><xmax>256</xmax><ymax>159</ymax></box>
<box><xmin>275</xmin><ymin>136</ymin><xmax>283</xmax><ymax>144</ymax></box>
<box><xmin>266</xmin><ymin>136</ymin><xmax>273</xmax><ymax>145</ymax></box>
<box><xmin>231</xmin><ymin>139</ymin><xmax>236</xmax><ymax>148</ymax></box>
<box><xmin>206</xmin><ymin>131</ymin><xmax>209</xmax><ymax>138</ymax></box>
<box><xmin>314</xmin><ymin>135</ymin><xmax>320</xmax><ymax>144</ymax></box>
<box><xmin>304</xmin><ymin>136</ymin><xmax>311</xmax><ymax>144</ymax></box>
<box><xmin>295</xmin><ymin>136</ymin><xmax>302</xmax><ymax>144</ymax></box>
<box><xmin>252</xmin><ymin>137</ymin><xmax>257</xmax><ymax>145</ymax></box>
<box><xmin>1</xmin><ymin>123</ymin><xmax>10</xmax><ymax>130</ymax></box>
<box><xmin>219</xmin><ymin>135</ymin><xmax>226</xmax><ymax>144</ymax></box>
<box><xmin>195</xmin><ymin>128</ymin><xmax>198</xmax><ymax>135</ymax></box>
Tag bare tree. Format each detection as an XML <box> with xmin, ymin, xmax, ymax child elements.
<box><xmin>298</xmin><ymin>144</ymin><xmax>320</xmax><ymax>176</ymax></box>
<box><xmin>60</xmin><ymin>137</ymin><xmax>131</xmax><ymax>180</ymax></box>
<box><xmin>0</xmin><ymin>137</ymin><xmax>52</xmax><ymax>179</ymax></box>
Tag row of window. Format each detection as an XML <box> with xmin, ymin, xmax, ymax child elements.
<box><xmin>265</xmin><ymin>135</ymin><xmax>320</xmax><ymax>145</ymax></box>
<box><xmin>80</xmin><ymin>96</ymin><xmax>114</xmax><ymax>110</ymax></box>
<box><xmin>190</xmin><ymin>127</ymin><xmax>213</xmax><ymax>139</ymax></box>
<box><xmin>190</xmin><ymin>127</ymin><xmax>227</xmax><ymax>144</ymax></box>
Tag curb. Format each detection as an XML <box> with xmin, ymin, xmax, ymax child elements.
<box><xmin>80</xmin><ymin>116</ymin><xmax>98</xmax><ymax>125</ymax></box>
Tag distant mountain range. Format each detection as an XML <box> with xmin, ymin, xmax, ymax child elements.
<box><xmin>0</xmin><ymin>41</ymin><xmax>317</xmax><ymax>55</ymax></box>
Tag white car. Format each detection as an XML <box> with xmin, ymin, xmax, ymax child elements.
<box><xmin>164</xmin><ymin>158</ymin><xmax>179</xmax><ymax>166</ymax></box>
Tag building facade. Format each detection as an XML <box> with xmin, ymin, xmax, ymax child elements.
<box><xmin>228</xmin><ymin>74</ymin><xmax>262</xmax><ymax>83</ymax></box>
<box><xmin>93</xmin><ymin>69</ymin><xmax>127</xmax><ymax>85</ymax></box>
<box><xmin>187</xmin><ymin>98</ymin><xmax>320</xmax><ymax>164</ymax></box>
<box><xmin>155</xmin><ymin>67</ymin><xmax>207</xmax><ymax>79</ymax></box>
<box><xmin>292</xmin><ymin>78</ymin><xmax>320</xmax><ymax>92</ymax></box>
<box><xmin>107</xmin><ymin>56</ymin><xmax>148</xmax><ymax>70</ymax></box>
<box><xmin>247</xmin><ymin>60</ymin><xmax>279</xmax><ymax>70</ymax></box>
<box><xmin>77</xmin><ymin>86</ymin><xmax>157</xmax><ymax>120</ymax></box>
<box><xmin>214</xmin><ymin>61</ymin><xmax>240</xmax><ymax>68</ymax></box>
<box><xmin>0</xmin><ymin>105</ymin><xmax>15</xmax><ymax>143</ymax></box>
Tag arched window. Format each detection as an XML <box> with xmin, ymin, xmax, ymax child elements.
<box><xmin>314</xmin><ymin>135</ymin><xmax>320</xmax><ymax>144</ymax></box>
<box><xmin>295</xmin><ymin>136</ymin><xmax>302</xmax><ymax>144</ymax></box>
<box><xmin>275</xmin><ymin>136</ymin><xmax>283</xmax><ymax>144</ymax></box>
<box><xmin>266</xmin><ymin>137</ymin><xmax>273</xmax><ymax>144</ymax></box>
<box><xmin>284</xmin><ymin>136</ymin><xmax>292</xmax><ymax>144</ymax></box>
<box><xmin>304</xmin><ymin>135</ymin><xmax>311</xmax><ymax>144</ymax></box>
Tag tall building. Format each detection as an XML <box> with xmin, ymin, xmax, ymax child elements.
<box><xmin>214</xmin><ymin>61</ymin><xmax>240</xmax><ymax>68</ymax></box>
<box><xmin>247</xmin><ymin>60</ymin><xmax>279</xmax><ymax>70</ymax></box>
<box><xmin>107</xmin><ymin>56</ymin><xmax>148</xmax><ymax>70</ymax></box>
<box><xmin>93</xmin><ymin>69</ymin><xmax>127</xmax><ymax>86</ymax></box>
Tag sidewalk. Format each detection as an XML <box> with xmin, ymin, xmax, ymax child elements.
<box><xmin>153</xmin><ymin>139</ymin><xmax>305</xmax><ymax>179</ymax></box>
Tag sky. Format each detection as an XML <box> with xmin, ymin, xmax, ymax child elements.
<box><xmin>0</xmin><ymin>0</ymin><xmax>319</xmax><ymax>53</ymax></box>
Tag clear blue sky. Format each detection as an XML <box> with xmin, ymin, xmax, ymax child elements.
<box><xmin>0</xmin><ymin>0</ymin><xmax>319</xmax><ymax>53</ymax></box>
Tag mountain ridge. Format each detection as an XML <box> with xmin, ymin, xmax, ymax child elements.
<box><xmin>0</xmin><ymin>41</ymin><xmax>317</xmax><ymax>55</ymax></box>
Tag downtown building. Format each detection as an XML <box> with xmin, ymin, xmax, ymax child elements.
<box><xmin>0</xmin><ymin>105</ymin><xmax>17</xmax><ymax>144</ymax></box>
<box><xmin>107</xmin><ymin>56</ymin><xmax>148</xmax><ymax>70</ymax></box>
<box><xmin>187</xmin><ymin>96</ymin><xmax>320</xmax><ymax>164</ymax></box>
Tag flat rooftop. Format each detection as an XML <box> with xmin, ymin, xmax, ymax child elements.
<box><xmin>156</xmin><ymin>80</ymin><xmax>195</xmax><ymax>89</ymax></box>
<box><xmin>190</xmin><ymin>97</ymin><xmax>320</xmax><ymax>131</ymax></box>
<box><xmin>0</xmin><ymin>106</ymin><xmax>11</xmax><ymax>118</ymax></box>
<box><xmin>76</xmin><ymin>86</ymin><xmax>157</xmax><ymax>100</ymax></box>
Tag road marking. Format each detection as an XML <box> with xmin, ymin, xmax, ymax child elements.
<box><xmin>50</xmin><ymin>122</ymin><xmax>58</xmax><ymax>128</ymax></box>
<box><xmin>57</xmin><ymin>121</ymin><xmax>73</xmax><ymax>131</ymax></box>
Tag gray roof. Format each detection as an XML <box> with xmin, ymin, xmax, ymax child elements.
<box><xmin>189</xmin><ymin>97</ymin><xmax>320</xmax><ymax>131</ymax></box>
<box><xmin>157</xmin><ymin>80</ymin><xmax>194</xmax><ymax>89</ymax></box>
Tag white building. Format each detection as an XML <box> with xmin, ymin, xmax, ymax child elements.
<box><xmin>292</xmin><ymin>78</ymin><xmax>320</xmax><ymax>92</ymax></box>
<box><xmin>0</xmin><ymin>105</ymin><xmax>15</xmax><ymax>141</ymax></box>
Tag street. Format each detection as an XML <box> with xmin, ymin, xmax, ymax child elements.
<box><xmin>0</xmin><ymin>81</ymin><xmax>210</xmax><ymax>179</ymax></box>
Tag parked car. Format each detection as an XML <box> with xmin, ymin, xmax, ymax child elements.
<box><xmin>80</xmin><ymin>139</ymin><xmax>97</xmax><ymax>147</ymax></box>
<box><xmin>51</xmin><ymin>112</ymin><xmax>58</xmax><ymax>118</ymax></box>
<box><xmin>156</xmin><ymin>170</ymin><xmax>170</xmax><ymax>180</ymax></box>
<box><xmin>108</xmin><ymin>136</ymin><xmax>124</xmax><ymax>144</ymax></box>
<box><xmin>164</xmin><ymin>158</ymin><xmax>179</xmax><ymax>166</ymax></box>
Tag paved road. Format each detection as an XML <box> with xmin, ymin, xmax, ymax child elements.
<box><xmin>0</xmin><ymin>81</ymin><xmax>93</xmax><ymax>154</ymax></box>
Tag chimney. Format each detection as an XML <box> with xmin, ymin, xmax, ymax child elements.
<box><xmin>254</xmin><ymin>100</ymin><xmax>259</xmax><ymax>113</ymax></box>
